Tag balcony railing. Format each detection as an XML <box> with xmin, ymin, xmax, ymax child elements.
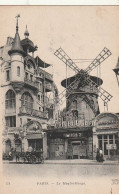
<box><xmin>19</xmin><ymin>106</ymin><xmax>48</xmax><ymax>119</ymax></box>
<box><xmin>5</xmin><ymin>108</ymin><xmax>16</xmax><ymax>114</ymax></box>
<box><xmin>45</xmin><ymin>83</ymin><xmax>52</xmax><ymax>91</ymax></box>
<box><xmin>24</xmin><ymin>78</ymin><xmax>39</xmax><ymax>89</ymax></box>
<box><xmin>44</xmin><ymin>96</ymin><xmax>54</xmax><ymax>108</ymax></box>
<box><xmin>35</xmin><ymin>68</ymin><xmax>53</xmax><ymax>81</ymax></box>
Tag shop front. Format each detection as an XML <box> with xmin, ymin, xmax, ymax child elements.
<box><xmin>47</xmin><ymin>127</ymin><xmax>93</xmax><ymax>160</ymax></box>
<box><xmin>24</xmin><ymin>120</ymin><xmax>47</xmax><ymax>159</ymax></box>
<box><xmin>93</xmin><ymin>113</ymin><xmax>119</xmax><ymax>160</ymax></box>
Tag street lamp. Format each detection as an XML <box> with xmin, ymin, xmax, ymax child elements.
<box><xmin>113</xmin><ymin>57</ymin><xmax>119</xmax><ymax>87</ymax></box>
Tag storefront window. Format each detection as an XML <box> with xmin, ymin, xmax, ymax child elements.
<box><xmin>104</xmin><ymin>135</ymin><xmax>107</xmax><ymax>140</ymax></box>
<box><xmin>98</xmin><ymin>134</ymin><xmax>118</xmax><ymax>157</ymax></box>
<box><xmin>104</xmin><ymin>142</ymin><xmax>108</xmax><ymax>155</ymax></box>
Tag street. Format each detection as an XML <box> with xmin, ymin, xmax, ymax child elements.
<box><xmin>3</xmin><ymin>160</ymin><xmax>119</xmax><ymax>178</ymax></box>
<box><xmin>2</xmin><ymin>161</ymin><xmax>119</xmax><ymax>194</ymax></box>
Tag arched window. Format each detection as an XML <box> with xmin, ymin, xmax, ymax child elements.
<box><xmin>17</xmin><ymin>66</ymin><xmax>20</xmax><ymax>76</ymax></box>
<box><xmin>5</xmin><ymin>90</ymin><xmax>16</xmax><ymax>109</ymax></box>
<box><xmin>72</xmin><ymin>100</ymin><xmax>77</xmax><ymax>110</ymax></box>
<box><xmin>21</xmin><ymin>92</ymin><xmax>33</xmax><ymax>109</ymax></box>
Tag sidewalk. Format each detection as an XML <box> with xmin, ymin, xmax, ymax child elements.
<box><xmin>44</xmin><ymin>159</ymin><xmax>119</xmax><ymax>165</ymax></box>
<box><xmin>3</xmin><ymin>159</ymin><xmax>119</xmax><ymax>165</ymax></box>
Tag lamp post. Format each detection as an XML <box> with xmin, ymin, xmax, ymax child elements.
<box><xmin>113</xmin><ymin>57</ymin><xmax>119</xmax><ymax>87</ymax></box>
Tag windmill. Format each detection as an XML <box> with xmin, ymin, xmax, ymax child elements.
<box><xmin>54</xmin><ymin>47</ymin><xmax>112</xmax><ymax>126</ymax></box>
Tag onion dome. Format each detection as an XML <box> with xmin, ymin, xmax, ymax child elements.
<box><xmin>24</xmin><ymin>25</ymin><xmax>29</xmax><ymax>38</ymax></box>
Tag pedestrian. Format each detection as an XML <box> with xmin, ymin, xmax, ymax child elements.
<box><xmin>99</xmin><ymin>148</ymin><xmax>104</xmax><ymax>162</ymax></box>
<box><xmin>96</xmin><ymin>148</ymin><xmax>100</xmax><ymax>162</ymax></box>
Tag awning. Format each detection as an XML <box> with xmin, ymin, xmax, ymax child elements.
<box><xmin>96</xmin><ymin>131</ymin><xmax>118</xmax><ymax>135</ymax></box>
<box><xmin>35</xmin><ymin>56</ymin><xmax>51</xmax><ymax>68</ymax></box>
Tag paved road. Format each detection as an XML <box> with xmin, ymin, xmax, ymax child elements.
<box><xmin>3</xmin><ymin>162</ymin><xmax>119</xmax><ymax>178</ymax></box>
<box><xmin>2</xmin><ymin>162</ymin><xmax>119</xmax><ymax>194</ymax></box>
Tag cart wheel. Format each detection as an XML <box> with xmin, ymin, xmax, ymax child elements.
<box><xmin>41</xmin><ymin>157</ymin><xmax>44</xmax><ymax>164</ymax></box>
<box><xmin>31</xmin><ymin>155</ymin><xmax>36</xmax><ymax>164</ymax></box>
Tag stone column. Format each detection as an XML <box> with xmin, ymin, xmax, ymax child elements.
<box><xmin>22</xmin><ymin>138</ymin><xmax>28</xmax><ymax>152</ymax></box>
<box><xmin>43</xmin><ymin>133</ymin><xmax>47</xmax><ymax>159</ymax></box>
<box><xmin>64</xmin><ymin>139</ymin><xmax>68</xmax><ymax>159</ymax></box>
<box><xmin>93</xmin><ymin>133</ymin><xmax>98</xmax><ymax>160</ymax></box>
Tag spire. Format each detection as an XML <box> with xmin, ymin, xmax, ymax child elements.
<box><xmin>16</xmin><ymin>14</ymin><xmax>20</xmax><ymax>33</ymax></box>
<box><xmin>113</xmin><ymin>57</ymin><xmax>119</xmax><ymax>75</ymax></box>
<box><xmin>8</xmin><ymin>15</ymin><xmax>25</xmax><ymax>56</ymax></box>
<box><xmin>24</xmin><ymin>25</ymin><xmax>29</xmax><ymax>38</ymax></box>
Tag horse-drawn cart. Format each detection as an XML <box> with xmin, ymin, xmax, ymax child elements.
<box><xmin>15</xmin><ymin>151</ymin><xmax>44</xmax><ymax>164</ymax></box>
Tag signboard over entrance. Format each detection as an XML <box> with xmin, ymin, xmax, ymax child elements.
<box><xmin>106</xmin><ymin>144</ymin><xmax>117</xmax><ymax>150</ymax></box>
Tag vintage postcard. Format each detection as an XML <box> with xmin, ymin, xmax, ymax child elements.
<box><xmin>0</xmin><ymin>5</ymin><xmax>119</xmax><ymax>194</ymax></box>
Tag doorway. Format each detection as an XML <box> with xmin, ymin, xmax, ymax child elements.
<box><xmin>5</xmin><ymin>139</ymin><xmax>11</xmax><ymax>154</ymax></box>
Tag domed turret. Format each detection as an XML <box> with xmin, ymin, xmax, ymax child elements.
<box><xmin>8</xmin><ymin>15</ymin><xmax>25</xmax><ymax>89</ymax></box>
<box><xmin>8</xmin><ymin>15</ymin><xmax>25</xmax><ymax>57</ymax></box>
<box><xmin>21</xmin><ymin>25</ymin><xmax>37</xmax><ymax>55</ymax></box>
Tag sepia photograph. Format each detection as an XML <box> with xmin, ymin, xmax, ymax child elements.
<box><xmin>0</xmin><ymin>5</ymin><xmax>119</xmax><ymax>194</ymax></box>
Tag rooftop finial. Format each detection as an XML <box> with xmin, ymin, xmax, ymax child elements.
<box><xmin>24</xmin><ymin>25</ymin><xmax>29</xmax><ymax>38</ymax></box>
<box><xmin>15</xmin><ymin>14</ymin><xmax>20</xmax><ymax>33</ymax></box>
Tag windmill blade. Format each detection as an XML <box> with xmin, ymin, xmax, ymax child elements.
<box><xmin>85</xmin><ymin>47</ymin><xmax>112</xmax><ymax>74</ymax></box>
<box><xmin>54</xmin><ymin>71</ymin><xmax>86</xmax><ymax>105</ymax></box>
<box><xmin>80</xmin><ymin>73</ymin><xmax>113</xmax><ymax>104</ymax></box>
<box><xmin>54</xmin><ymin>47</ymin><xmax>80</xmax><ymax>73</ymax></box>
<box><xmin>54</xmin><ymin>47</ymin><xmax>113</xmax><ymax>105</ymax></box>
<box><xmin>83</xmin><ymin>94</ymin><xmax>98</xmax><ymax>116</ymax></box>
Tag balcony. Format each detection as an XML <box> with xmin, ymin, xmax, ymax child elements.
<box><xmin>35</xmin><ymin>68</ymin><xmax>53</xmax><ymax>81</ymax></box>
<box><xmin>5</xmin><ymin>108</ymin><xmax>16</xmax><ymax>114</ymax></box>
<box><xmin>24</xmin><ymin>78</ymin><xmax>39</xmax><ymax>90</ymax></box>
<box><xmin>44</xmin><ymin>96</ymin><xmax>54</xmax><ymax>108</ymax></box>
<box><xmin>45</xmin><ymin>83</ymin><xmax>52</xmax><ymax>92</ymax></box>
<box><xmin>19</xmin><ymin>106</ymin><xmax>48</xmax><ymax>119</ymax></box>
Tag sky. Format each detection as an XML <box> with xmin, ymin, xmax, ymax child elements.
<box><xmin>0</xmin><ymin>6</ymin><xmax>119</xmax><ymax>113</ymax></box>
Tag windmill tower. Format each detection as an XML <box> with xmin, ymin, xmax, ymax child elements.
<box><xmin>54</xmin><ymin>47</ymin><xmax>112</xmax><ymax>127</ymax></box>
<box><xmin>61</xmin><ymin>73</ymin><xmax>102</xmax><ymax>124</ymax></box>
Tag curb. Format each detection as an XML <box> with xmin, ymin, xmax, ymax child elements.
<box><xmin>3</xmin><ymin>161</ymin><xmax>119</xmax><ymax>165</ymax></box>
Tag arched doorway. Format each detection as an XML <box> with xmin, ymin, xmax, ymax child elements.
<box><xmin>15</xmin><ymin>139</ymin><xmax>22</xmax><ymax>152</ymax></box>
<box><xmin>5</xmin><ymin>139</ymin><xmax>11</xmax><ymax>154</ymax></box>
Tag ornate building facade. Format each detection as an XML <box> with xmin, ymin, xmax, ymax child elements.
<box><xmin>0</xmin><ymin>20</ymin><xmax>58</xmax><ymax>159</ymax></box>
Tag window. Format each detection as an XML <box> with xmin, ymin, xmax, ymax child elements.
<box><xmin>38</xmin><ymin>95</ymin><xmax>40</xmax><ymax>101</ymax></box>
<box><xmin>6</xmin><ymin>70</ymin><xmax>10</xmax><ymax>81</ymax></box>
<box><xmin>20</xmin><ymin>118</ymin><xmax>22</xmax><ymax>126</ymax></box>
<box><xmin>21</xmin><ymin>92</ymin><xmax>33</xmax><ymax>109</ymax></box>
<box><xmin>5</xmin><ymin>116</ymin><xmax>16</xmax><ymax>127</ymax></box>
<box><xmin>30</xmin><ymin>74</ymin><xmax>33</xmax><ymax>81</ymax></box>
<box><xmin>27</xmin><ymin>119</ymin><xmax>31</xmax><ymax>122</ymax></box>
<box><xmin>41</xmin><ymin>95</ymin><xmax>43</xmax><ymax>103</ymax></box>
<box><xmin>72</xmin><ymin>100</ymin><xmax>77</xmax><ymax>109</ymax></box>
<box><xmin>39</xmin><ymin>82</ymin><xmax>42</xmax><ymax>91</ymax></box>
<box><xmin>17</xmin><ymin>66</ymin><xmax>20</xmax><ymax>76</ymax></box>
<box><xmin>25</xmin><ymin>72</ymin><xmax>28</xmax><ymax>80</ymax></box>
<box><xmin>5</xmin><ymin>90</ymin><xmax>16</xmax><ymax>109</ymax></box>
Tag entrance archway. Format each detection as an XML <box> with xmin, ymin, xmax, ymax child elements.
<box><xmin>15</xmin><ymin>139</ymin><xmax>22</xmax><ymax>152</ymax></box>
<box><xmin>5</xmin><ymin>139</ymin><xmax>11</xmax><ymax>154</ymax></box>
